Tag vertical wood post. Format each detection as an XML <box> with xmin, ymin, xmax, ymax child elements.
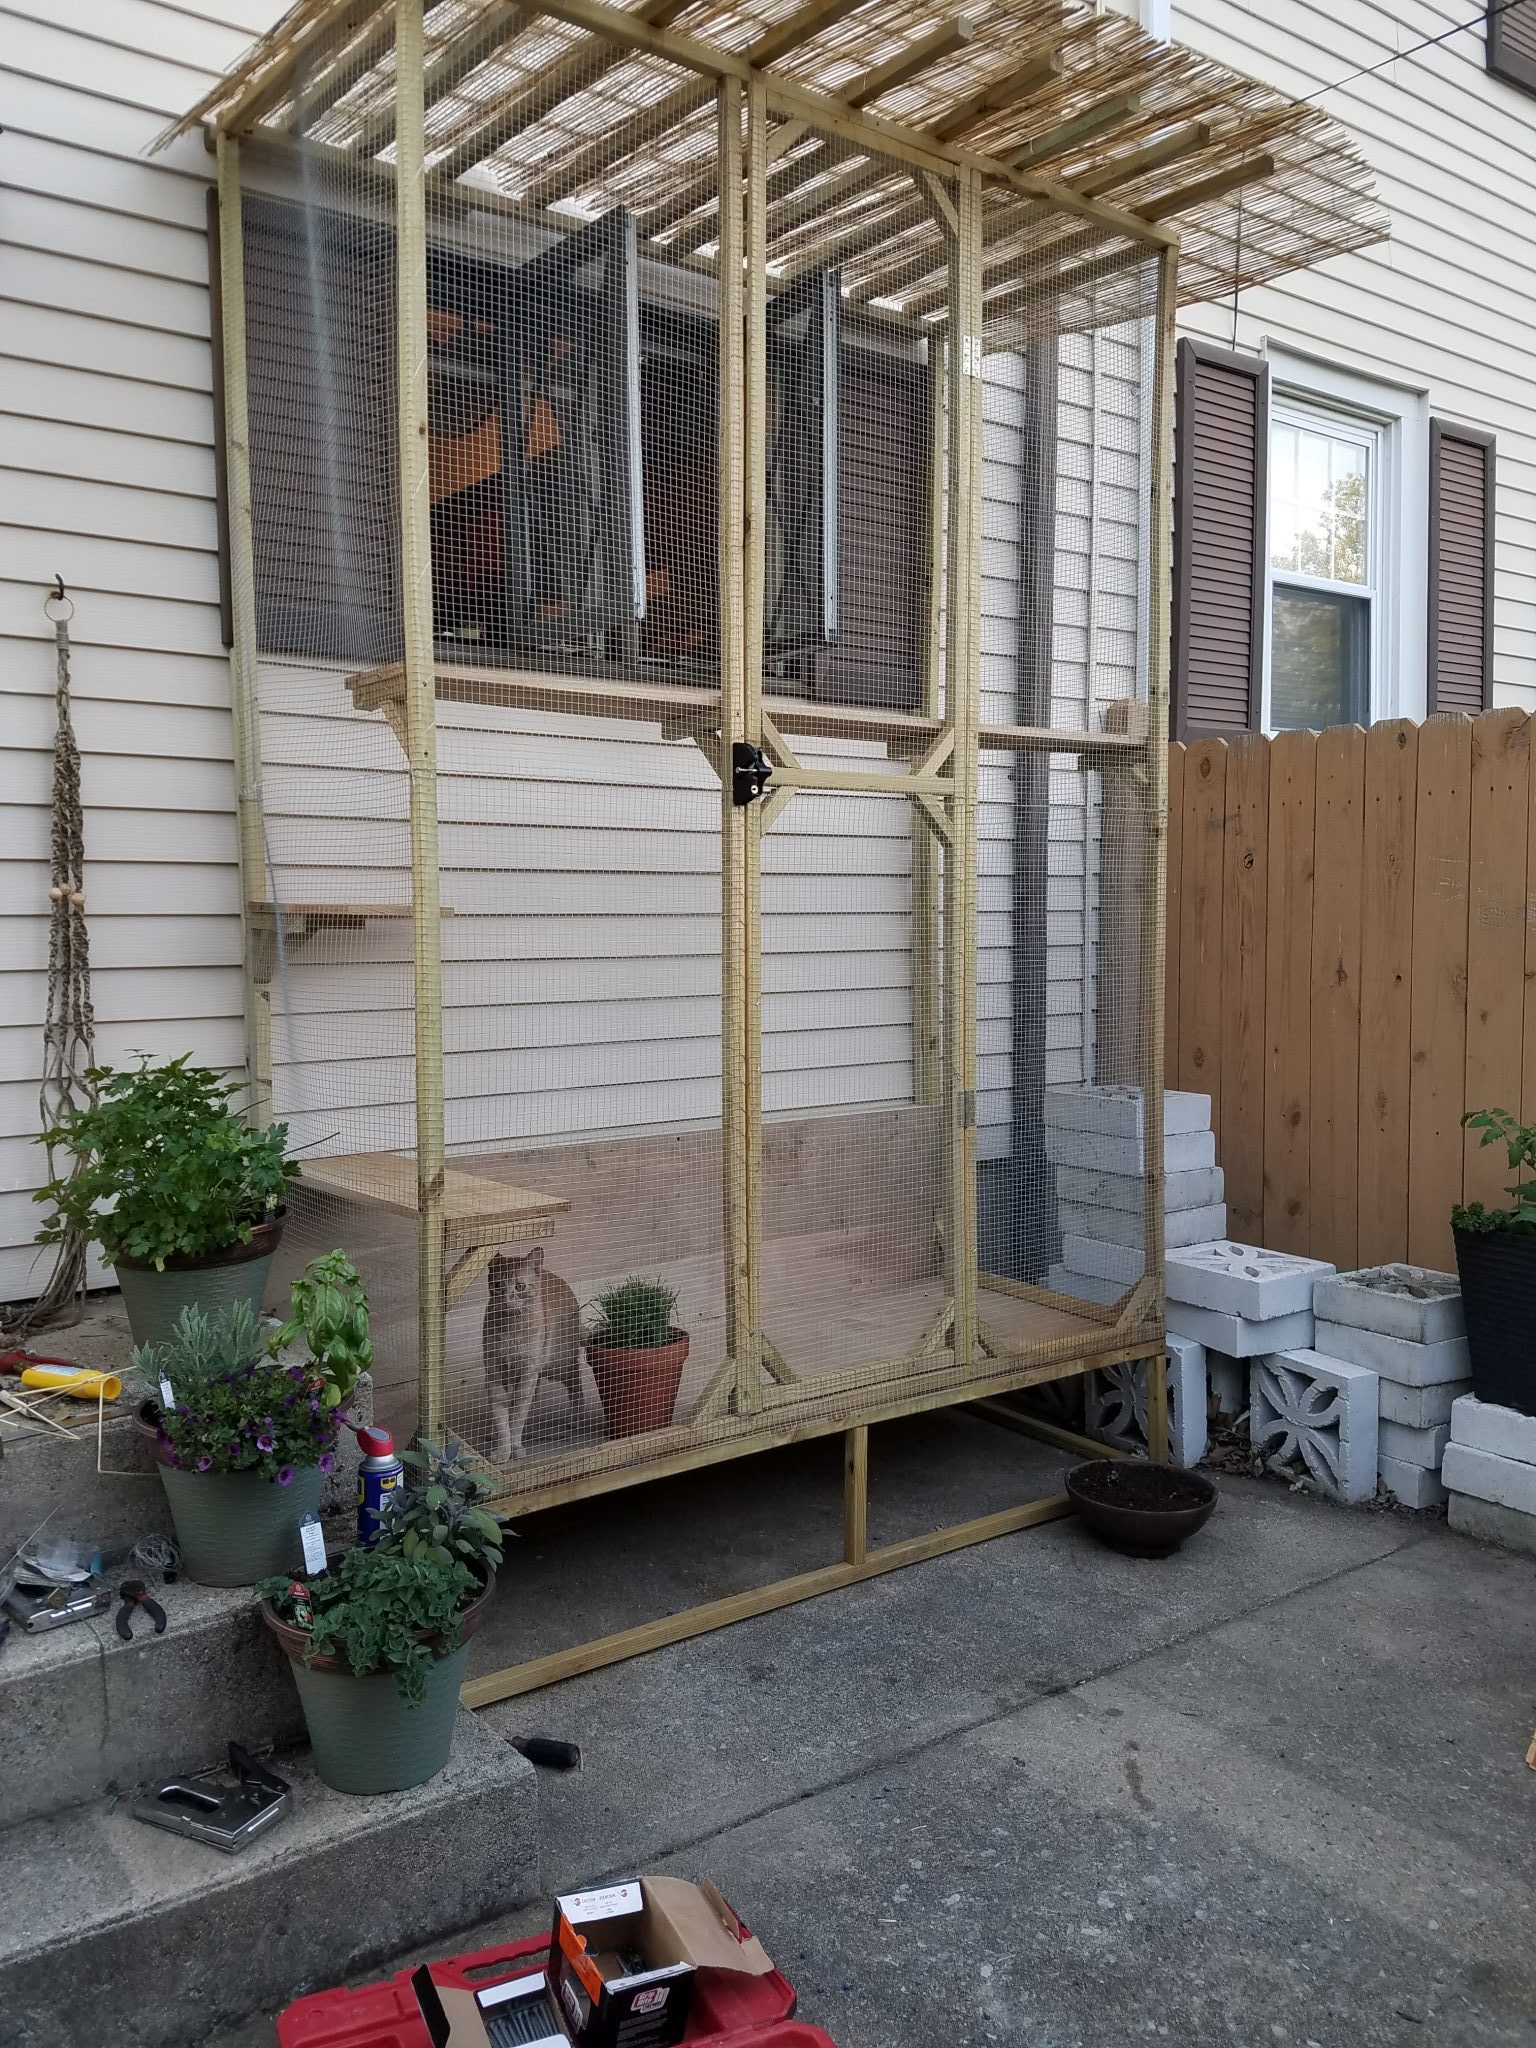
<box><xmin>944</xmin><ymin>169</ymin><xmax>983</xmax><ymax>1375</ymax></box>
<box><xmin>1142</xmin><ymin>241</ymin><xmax>1178</xmax><ymax>1463</ymax></box>
<box><xmin>395</xmin><ymin>0</ymin><xmax>447</xmax><ymax>1444</ymax></box>
<box><xmin>913</xmin><ymin>346</ymin><xmax>947</xmax><ymax>1110</ymax></box>
<box><xmin>215</xmin><ymin>134</ymin><xmax>273</xmax><ymax>1128</ymax></box>
<box><xmin>843</xmin><ymin>1425</ymin><xmax>869</xmax><ymax>1565</ymax></box>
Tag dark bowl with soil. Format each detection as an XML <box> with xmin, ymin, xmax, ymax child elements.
<box><xmin>1066</xmin><ymin>1459</ymin><xmax>1217</xmax><ymax>1556</ymax></box>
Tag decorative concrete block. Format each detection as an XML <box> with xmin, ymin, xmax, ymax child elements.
<box><xmin>1042</xmin><ymin>1263</ymin><xmax>1123</xmax><ymax>1307</ymax></box>
<box><xmin>1377</xmin><ymin>1454</ymin><xmax>1447</xmax><ymax>1510</ymax></box>
<box><xmin>1250</xmin><ymin>1349</ymin><xmax>1379</xmax><ymax>1503</ymax></box>
<box><xmin>1377</xmin><ymin>1418</ymin><xmax>1450</xmax><ymax>1471</ymax></box>
<box><xmin>1044</xmin><ymin>1127</ymin><xmax>1218</xmax><ymax>1176</ymax></box>
<box><xmin>1043</xmin><ymin>1086</ymin><xmax>1212</xmax><ymax>1139</ymax></box>
<box><xmin>1055</xmin><ymin>1164</ymin><xmax>1226</xmax><ymax>1214</ymax></box>
<box><xmin>1379</xmin><ymin>1378</ymin><xmax>1469</xmax><ymax>1430</ymax></box>
<box><xmin>1060</xmin><ymin>1233</ymin><xmax>1144</xmax><ymax>1286</ymax></box>
<box><xmin>1312</xmin><ymin>1265</ymin><xmax>1464</xmax><ymax>1345</ymax></box>
<box><xmin>1447</xmin><ymin>1491</ymin><xmax>1536</xmax><ymax>1557</ymax></box>
<box><xmin>1207</xmin><ymin>1350</ymin><xmax>1247</xmax><ymax>1419</ymax></box>
<box><xmin>1085</xmin><ymin>1333</ymin><xmax>1208</xmax><ymax>1469</ymax></box>
<box><xmin>1442</xmin><ymin>1441</ymin><xmax>1536</xmax><ymax>1516</ymax></box>
<box><xmin>1166</xmin><ymin>1241</ymin><xmax>1335</xmax><ymax>1319</ymax></box>
<box><xmin>1449</xmin><ymin>1393</ymin><xmax>1536</xmax><ymax>1463</ymax></box>
<box><xmin>1312</xmin><ymin>1319</ymin><xmax>1470</xmax><ymax>1388</ymax></box>
<box><xmin>1058</xmin><ymin>1201</ymin><xmax>1229</xmax><ymax>1250</ymax></box>
<box><xmin>1167</xmin><ymin>1300</ymin><xmax>1315</xmax><ymax>1357</ymax></box>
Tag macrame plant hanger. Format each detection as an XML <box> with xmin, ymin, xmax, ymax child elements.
<box><xmin>2</xmin><ymin>580</ymin><xmax>98</xmax><ymax>1342</ymax></box>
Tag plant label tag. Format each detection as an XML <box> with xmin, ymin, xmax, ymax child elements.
<box><xmin>299</xmin><ymin>1513</ymin><xmax>327</xmax><ymax>1577</ymax></box>
<box><xmin>158</xmin><ymin>1375</ymin><xmax>174</xmax><ymax>1412</ymax></box>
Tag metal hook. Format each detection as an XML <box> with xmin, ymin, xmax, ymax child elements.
<box><xmin>53</xmin><ymin>575</ymin><xmax>65</xmax><ymax>604</ymax></box>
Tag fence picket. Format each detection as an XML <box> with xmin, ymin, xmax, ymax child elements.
<box><xmin>1220</xmin><ymin>731</ymin><xmax>1269</xmax><ymax>1242</ymax></box>
<box><xmin>1407</xmin><ymin>717</ymin><xmax>1473</xmax><ymax>1269</ymax></box>
<box><xmin>1310</xmin><ymin>723</ymin><xmax>1365</xmax><ymax>1267</ymax></box>
<box><xmin>1357</xmin><ymin>720</ymin><xmax>1418</xmax><ymax>1268</ymax></box>
<box><xmin>1164</xmin><ymin>741</ymin><xmax>1185</xmax><ymax>1084</ymax></box>
<box><xmin>1263</xmin><ymin>728</ymin><xmax>1317</xmax><ymax>1254</ymax></box>
<box><xmin>1177</xmin><ymin>740</ymin><xmax>1227</xmax><ymax>1113</ymax></box>
<box><xmin>1464</xmin><ymin>709</ymin><xmax>1530</xmax><ymax>1212</ymax></box>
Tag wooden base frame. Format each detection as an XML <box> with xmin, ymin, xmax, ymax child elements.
<box><xmin>461</xmin><ymin>1339</ymin><xmax>1158</xmax><ymax>1706</ymax></box>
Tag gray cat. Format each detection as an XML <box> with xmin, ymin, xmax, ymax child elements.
<box><xmin>482</xmin><ymin>1245</ymin><xmax>604</xmax><ymax>1460</ymax></box>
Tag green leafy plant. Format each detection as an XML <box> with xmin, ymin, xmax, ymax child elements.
<box><xmin>1453</xmin><ymin>1108</ymin><xmax>1536</xmax><ymax>1238</ymax></box>
<box><xmin>258</xmin><ymin>1546</ymin><xmax>476</xmax><ymax>1705</ymax></box>
<box><xmin>34</xmin><ymin>1056</ymin><xmax>296</xmax><ymax>1269</ymax></box>
<box><xmin>270</xmin><ymin>1251</ymin><xmax>372</xmax><ymax>1410</ymax></box>
<box><xmin>379</xmin><ymin>1437</ymin><xmax>505</xmax><ymax>1577</ymax></box>
<box><xmin>591</xmin><ymin>1275</ymin><xmax>681</xmax><ymax>1350</ymax></box>
<box><xmin>134</xmin><ymin>1301</ymin><xmax>340</xmax><ymax>1481</ymax></box>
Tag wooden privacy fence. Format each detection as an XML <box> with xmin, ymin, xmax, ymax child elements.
<box><xmin>1166</xmin><ymin>706</ymin><xmax>1536</xmax><ymax>1274</ymax></box>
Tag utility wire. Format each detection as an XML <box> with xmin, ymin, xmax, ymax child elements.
<box><xmin>1301</xmin><ymin>0</ymin><xmax>1527</xmax><ymax>101</ymax></box>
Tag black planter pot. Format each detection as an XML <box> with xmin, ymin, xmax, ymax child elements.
<box><xmin>1453</xmin><ymin>1225</ymin><xmax>1536</xmax><ymax>1417</ymax></box>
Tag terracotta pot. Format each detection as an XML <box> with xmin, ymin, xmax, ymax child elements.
<box><xmin>134</xmin><ymin>1410</ymin><xmax>327</xmax><ymax>1587</ymax></box>
<box><xmin>260</xmin><ymin>1574</ymin><xmax>497</xmax><ymax>1795</ymax></box>
<box><xmin>587</xmin><ymin>1331</ymin><xmax>689</xmax><ymax>1437</ymax></box>
<box><xmin>114</xmin><ymin>1210</ymin><xmax>286</xmax><ymax>1349</ymax></box>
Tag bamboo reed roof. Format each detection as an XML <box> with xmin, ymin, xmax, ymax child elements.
<box><xmin>164</xmin><ymin>0</ymin><xmax>1387</xmax><ymax>336</ymax></box>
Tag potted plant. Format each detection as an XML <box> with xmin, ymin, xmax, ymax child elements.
<box><xmin>1453</xmin><ymin>1107</ymin><xmax>1536</xmax><ymax>1416</ymax></box>
<box><xmin>35</xmin><ymin>1055</ymin><xmax>298</xmax><ymax>1345</ymax></box>
<box><xmin>587</xmin><ymin>1276</ymin><xmax>688</xmax><ymax>1437</ymax></box>
<box><xmin>258</xmin><ymin>1439</ymin><xmax>503</xmax><ymax>1794</ymax></box>
<box><xmin>132</xmin><ymin>1253</ymin><xmax>370</xmax><ymax>1587</ymax></box>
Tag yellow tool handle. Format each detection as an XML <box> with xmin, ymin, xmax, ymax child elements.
<box><xmin>19</xmin><ymin>1364</ymin><xmax>123</xmax><ymax>1401</ymax></box>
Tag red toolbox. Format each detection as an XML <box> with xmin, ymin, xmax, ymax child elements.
<box><xmin>276</xmin><ymin>1928</ymin><xmax>836</xmax><ymax>2048</ymax></box>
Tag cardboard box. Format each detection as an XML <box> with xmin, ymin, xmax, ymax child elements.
<box><xmin>412</xmin><ymin>1962</ymin><xmax>569</xmax><ymax>2048</ymax></box>
<box><xmin>549</xmin><ymin>1878</ymin><xmax>774</xmax><ymax>2048</ymax></box>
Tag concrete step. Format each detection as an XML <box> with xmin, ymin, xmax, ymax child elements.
<box><xmin>0</xmin><ymin>1576</ymin><xmax>304</xmax><ymax>1828</ymax></box>
<box><xmin>0</xmin><ymin>1710</ymin><xmax>539</xmax><ymax>2048</ymax></box>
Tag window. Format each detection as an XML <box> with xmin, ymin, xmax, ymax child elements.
<box><xmin>1488</xmin><ymin>0</ymin><xmax>1536</xmax><ymax>95</ymax></box>
<box><xmin>1267</xmin><ymin>404</ymin><xmax>1377</xmax><ymax>729</ymax></box>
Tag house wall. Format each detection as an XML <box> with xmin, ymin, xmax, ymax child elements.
<box><xmin>1171</xmin><ymin>0</ymin><xmax>1536</xmax><ymax>714</ymax></box>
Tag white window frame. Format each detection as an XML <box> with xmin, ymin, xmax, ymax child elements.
<box><xmin>1260</xmin><ymin>345</ymin><xmax>1429</xmax><ymax>728</ymax></box>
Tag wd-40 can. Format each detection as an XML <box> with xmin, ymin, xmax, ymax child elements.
<box><xmin>356</xmin><ymin>1425</ymin><xmax>404</xmax><ymax>1546</ymax></box>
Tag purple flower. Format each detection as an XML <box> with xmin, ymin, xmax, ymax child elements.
<box><xmin>309</xmin><ymin>1397</ymin><xmax>320</xmax><ymax>1413</ymax></box>
<box><xmin>256</xmin><ymin>1430</ymin><xmax>276</xmax><ymax>1453</ymax></box>
<box><xmin>289</xmin><ymin>1364</ymin><xmax>307</xmax><ymax>1382</ymax></box>
<box><xmin>276</xmin><ymin>1464</ymin><xmax>294</xmax><ymax>1486</ymax></box>
<box><xmin>197</xmin><ymin>1453</ymin><xmax>214</xmax><ymax>1473</ymax></box>
<box><xmin>318</xmin><ymin>1450</ymin><xmax>335</xmax><ymax>1474</ymax></box>
<box><xmin>155</xmin><ymin>1427</ymin><xmax>172</xmax><ymax>1452</ymax></box>
<box><xmin>283</xmin><ymin>1391</ymin><xmax>298</xmax><ymax>1408</ymax></box>
<box><xmin>227</xmin><ymin>1439</ymin><xmax>242</xmax><ymax>1459</ymax></box>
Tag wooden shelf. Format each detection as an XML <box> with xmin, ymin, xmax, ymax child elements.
<box><xmin>298</xmin><ymin>1149</ymin><xmax>568</xmax><ymax>1256</ymax></box>
<box><xmin>345</xmin><ymin>661</ymin><xmax>1148</xmax><ymax>760</ymax></box>
<box><xmin>248</xmin><ymin>903</ymin><xmax>456</xmax><ymax>983</ymax></box>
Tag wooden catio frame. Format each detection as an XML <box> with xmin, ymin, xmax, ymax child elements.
<box><xmin>170</xmin><ymin>0</ymin><xmax>1382</xmax><ymax>1698</ymax></box>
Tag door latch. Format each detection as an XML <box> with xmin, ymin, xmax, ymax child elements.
<box><xmin>732</xmin><ymin>743</ymin><xmax>774</xmax><ymax>806</ymax></box>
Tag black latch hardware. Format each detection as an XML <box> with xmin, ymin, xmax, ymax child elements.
<box><xmin>732</xmin><ymin>743</ymin><xmax>774</xmax><ymax>806</ymax></box>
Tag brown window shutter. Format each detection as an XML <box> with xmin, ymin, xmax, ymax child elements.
<box><xmin>1171</xmin><ymin>339</ymin><xmax>1269</xmax><ymax>739</ymax></box>
<box><xmin>1428</xmin><ymin>420</ymin><xmax>1495</xmax><ymax>715</ymax></box>
<box><xmin>1488</xmin><ymin>0</ymin><xmax>1536</xmax><ymax>95</ymax></box>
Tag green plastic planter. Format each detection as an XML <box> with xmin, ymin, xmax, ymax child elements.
<box><xmin>114</xmin><ymin>1212</ymin><xmax>284</xmax><ymax>1349</ymax></box>
<box><xmin>139</xmin><ymin>1417</ymin><xmax>327</xmax><ymax>1587</ymax></box>
<box><xmin>261</xmin><ymin>1577</ymin><xmax>495</xmax><ymax>1795</ymax></box>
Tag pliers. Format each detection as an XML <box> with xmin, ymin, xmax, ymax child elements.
<box><xmin>115</xmin><ymin>1580</ymin><xmax>167</xmax><ymax>1641</ymax></box>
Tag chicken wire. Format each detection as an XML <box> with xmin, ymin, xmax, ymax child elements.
<box><xmin>228</xmin><ymin>34</ymin><xmax>1166</xmax><ymax>1494</ymax></box>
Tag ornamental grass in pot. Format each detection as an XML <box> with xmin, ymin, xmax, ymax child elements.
<box><xmin>587</xmin><ymin>1276</ymin><xmax>689</xmax><ymax>1436</ymax></box>
<box><xmin>36</xmin><ymin>1055</ymin><xmax>298</xmax><ymax>1346</ymax></box>
<box><xmin>1453</xmin><ymin>1108</ymin><xmax>1536</xmax><ymax>1417</ymax></box>
<box><xmin>133</xmin><ymin>1252</ymin><xmax>372</xmax><ymax>1587</ymax></box>
<box><xmin>259</xmin><ymin>1440</ymin><xmax>504</xmax><ymax>1794</ymax></box>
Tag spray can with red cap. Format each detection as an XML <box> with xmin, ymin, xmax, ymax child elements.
<box><xmin>355</xmin><ymin>1425</ymin><xmax>404</xmax><ymax>1546</ymax></box>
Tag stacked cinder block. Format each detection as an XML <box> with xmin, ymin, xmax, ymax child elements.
<box><xmin>1443</xmin><ymin>1396</ymin><xmax>1536</xmax><ymax>1553</ymax></box>
<box><xmin>1042</xmin><ymin>1086</ymin><xmax>1226</xmax><ymax>1307</ymax></box>
<box><xmin>1085</xmin><ymin>1330</ymin><xmax>1209</xmax><ymax>1468</ymax></box>
<box><xmin>1166</xmin><ymin>1241</ymin><xmax>1332</xmax><ymax>1359</ymax></box>
<box><xmin>1312</xmin><ymin>1266</ymin><xmax>1469</xmax><ymax>1508</ymax></box>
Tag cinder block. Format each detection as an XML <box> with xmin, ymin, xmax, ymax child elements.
<box><xmin>1166</xmin><ymin>1241</ymin><xmax>1335</xmax><ymax>1319</ymax></box>
<box><xmin>1058</xmin><ymin>1201</ymin><xmax>1228</xmax><ymax>1250</ymax></box>
<box><xmin>1377</xmin><ymin>1418</ymin><xmax>1450</xmax><ymax>1471</ymax></box>
<box><xmin>1449</xmin><ymin>1392</ymin><xmax>1536</xmax><ymax>1464</ymax></box>
<box><xmin>1312</xmin><ymin>1319</ymin><xmax>1470</xmax><ymax>1388</ymax></box>
<box><xmin>1085</xmin><ymin>1333</ymin><xmax>1207</xmax><ymax>1469</ymax></box>
<box><xmin>1448</xmin><ymin>1490</ymin><xmax>1536</xmax><ymax>1557</ymax></box>
<box><xmin>1312</xmin><ymin>1265</ymin><xmax>1464</xmax><ymax>1344</ymax></box>
<box><xmin>1207</xmin><ymin>1351</ymin><xmax>1247</xmax><ymax>1418</ymax></box>
<box><xmin>1249</xmin><ymin>1348</ymin><xmax>1379</xmax><ymax>1504</ymax></box>
<box><xmin>1378</xmin><ymin>1454</ymin><xmax>1447</xmax><ymax>1509</ymax></box>
<box><xmin>1044</xmin><ymin>1127</ymin><xmax>1217</xmax><ymax>1176</ymax></box>
<box><xmin>1442</xmin><ymin>1441</ymin><xmax>1536</xmax><ymax>1516</ymax></box>
<box><xmin>1042</xmin><ymin>1264</ymin><xmax>1123</xmax><ymax>1307</ymax></box>
<box><xmin>1043</xmin><ymin>1086</ymin><xmax>1212</xmax><ymax>1139</ymax></box>
<box><xmin>1055</xmin><ymin>1164</ymin><xmax>1226</xmax><ymax>1214</ymax></box>
<box><xmin>1379</xmin><ymin>1378</ymin><xmax>1469</xmax><ymax>1430</ymax></box>
<box><xmin>1059</xmin><ymin>1233</ymin><xmax>1144</xmax><ymax>1286</ymax></box>
<box><xmin>1166</xmin><ymin>1300</ymin><xmax>1315</xmax><ymax>1358</ymax></box>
